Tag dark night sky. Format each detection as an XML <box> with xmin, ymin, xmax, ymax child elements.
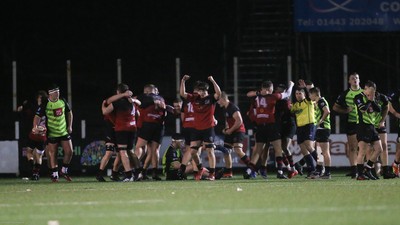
<box><xmin>0</xmin><ymin>0</ymin><xmax>238</xmax><ymax>138</ymax></box>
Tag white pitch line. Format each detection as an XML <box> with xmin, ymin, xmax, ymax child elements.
<box><xmin>22</xmin><ymin>205</ymin><xmax>394</xmax><ymax>219</ymax></box>
<box><xmin>0</xmin><ymin>199</ymin><xmax>163</xmax><ymax>208</ymax></box>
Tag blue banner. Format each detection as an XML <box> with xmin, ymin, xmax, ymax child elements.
<box><xmin>294</xmin><ymin>0</ymin><xmax>400</xmax><ymax>32</ymax></box>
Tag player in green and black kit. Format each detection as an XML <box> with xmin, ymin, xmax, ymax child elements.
<box><xmin>309</xmin><ymin>87</ymin><xmax>332</xmax><ymax>179</ymax></box>
<box><xmin>371</xmin><ymin>92</ymin><xmax>396</xmax><ymax>179</ymax></box>
<box><xmin>353</xmin><ymin>81</ymin><xmax>383</xmax><ymax>180</ymax></box>
<box><xmin>34</xmin><ymin>84</ymin><xmax>74</xmax><ymax>182</ymax></box>
<box><xmin>388</xmin><ymin>89</ymin><xmax>400</xmax><ymax>177</ymax></box>
<box><xmin>333</xmin><ymin>73</ymin><xmax>363</xmax><ymax>178</ymax></box>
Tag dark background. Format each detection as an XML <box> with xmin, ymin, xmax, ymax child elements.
<box><xmin>1</xmin><ymin>0</ymin><xmax>400</xmax><ymax>141</ymax></box>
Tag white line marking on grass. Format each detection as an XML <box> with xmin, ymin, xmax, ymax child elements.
<box><xmin>47</xmin><ymin>220</ymin><xmax>59</xmax><ymax>225</ymax></box>
<box><xmin>0</xmin><ymin>199</ymin><xmax>163</xmax><ymax>208</ymax></box>
<box><xmin>26</xmin><ymin>205</ymin><xmax>393</xmax><ymax>219</ymax></box>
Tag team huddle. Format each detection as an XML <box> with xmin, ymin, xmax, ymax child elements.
<box><xmin>18</xmin><ymin>73</ymin><xmax>400</xmax><ymax>182</ymax></box>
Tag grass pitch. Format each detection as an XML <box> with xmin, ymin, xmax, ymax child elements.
<box><xmin>0</xmin><ymin>172</ymin><xmax>399</xmax><ymax>225</ymax></box>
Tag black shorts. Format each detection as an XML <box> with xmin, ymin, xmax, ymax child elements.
<box><xmin>137</xmin><ymin>122</ymin><xmax>164</xmax><ymax>144</ymax></box>
<box><xmin>315</xmin><ymin>129</ymin><xmax>331</xmax><ymax>143</ymax></box>
<box><xmin>47</xmin><ymin>135</ymin><xmax>71</xmax><ymax>144</ymax></box>
<box><xmin>27</xmin><ymin>139</ymin><xmax>45</xmax><ymax>150</ymax></box>
<box><xmin>280</xmin><ymin>119</ymin><xmax>296</xmax><ymax>139</ymax></box>
<box><xmin>255</xmin><ymin>123</ymin><xmax>281</xmax><ymax>143</ymax></box>
<box><xmin>346</xmin><ymin>122</ymin><xmax>358</xmax><ymax>136</ymax></box>
<box><xmin>357</xmin><ymin>124</ymin><xmax>380</xmax><ymax>143</ymax></box>
<box><xmin>224</xmin><ymin>132</ymin><xmax>245</xmax><ymax>145</ymax></box>
<box><xmin>296</xmin><ymin>123</ymin><xmax>316</xmax><ymax>144</ymax></box>
<box><xmin>375</xmin><ymin>127</ymin><xmax>387</xmax><ymax>134</ymax></box>
<box><xmin>182</xmin><ymin>127</ymin><xmax>195</xmax><ymax>146</ymax></box>
<box><xmin>104</xmin><ymin>121</ymin><xmax>116</xmax><ymax>144</ymax></box>
<box><xmin>190</xmin><ymin>127</ymin><xmax>215</xmax><ymax>143</ymax></box>
<box><xmin>115</xmin><ymin>131</ymin><xmax>136</xmax><ymax>151</ymax></box>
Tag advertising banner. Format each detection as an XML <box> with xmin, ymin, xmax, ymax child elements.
<box><xmin>294</xmin><ymin>0</ymin><xmax>400</xmax><ymax>32</ymax></box>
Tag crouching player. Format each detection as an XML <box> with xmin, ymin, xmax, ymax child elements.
<box><xmin>162</xmin><ymin>133</ymin><xmax>208</xmax><ymax>180</ymax></box>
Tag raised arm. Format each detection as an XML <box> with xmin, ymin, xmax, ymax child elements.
<box><xmin>180</xmin><ymin>75</ymin><xmax>190</xmax><ymax>99</ymax></box>
<box><xmin>208</xmin><ymin>76</ymin><xmax>221</xmax><ymax>100</ymax></box>
<box><xmin>106</xmin><ymin>90</ymin><xmax>133</xmax><ymax>105</ymax></box>
<box><xmin>102</xmin><ymin>100</ymin><xmax>114</xmax><ymax>115</ymax></box>
<box><xmin>247</xmin><ymin>90</ymin><xmax>258</xmax><ymax>97</ymax></box>
<box><xmin>281</xmin><ymin>81</ymin><xmax>294</xmax><ymax>99</ymax></box>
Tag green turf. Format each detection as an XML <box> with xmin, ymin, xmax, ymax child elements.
<box><xmin>0</xmin><ymin>173</ymin><xmax>399</xmax><ymax>225</ymax></box>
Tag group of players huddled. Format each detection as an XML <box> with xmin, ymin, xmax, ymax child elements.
<box><xmin>18</xmin><ymin>72</ymin><xmax>400</xmax><ymax>182</ymax></box>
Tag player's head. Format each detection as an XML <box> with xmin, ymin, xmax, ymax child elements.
<box><xmin>305</xmin><ymin>80</ymin><xmax>314</xmax><ymax>91</ymax></box>
<box><xmin>143</xmin><ymin>84</ymin><xmax>156</xmax><ymax>94</ymax></box>
<box><xmin>348</xmin><ymin>72</ymin><xmax>360</xmax><ymax>87</ymax></box>
<box><xmin>274</xmin><ymin>83</ymin><xmax>286</xmax><ymax>93</ymax></box>
<box><xmin>295</xmin><ymin>87</ymin><xmax>306</xmax><ymax>101</ymax></box>
<box><xmin>308</xmin><ymin>87</ymin><xmax>321</xmax><ymax>101</ymax></box>
<box><xmin>194</xmin><ymin>81</ymin><xmax>209</xmax><ymax>97</ymax></box>
<box><xmin>217</xmin><ymin>91</ymin><xmax>229</xmax><ymax>107</ymax></box>
<box><xmin>173</xmin><ymin>98</ymin><xmax>183</xmax><ymax>114</ymax></box>
<box><xmin>171</xmin><ymin>133</ymin><xmax>184</xmax><ymax>148</ymax></box>
<box><xmin>36</xmin><ymin>90</ymin><xmax>48</xmax><ymax>104</ymax></box>
<box><xmin>117</xmin><ymin>83</ymin><xmax>129</xmax><ymax>94</ymax></box>
<box><xmin>261</xmin><ymin>80</ymin><xmax>273</xmax><ymax>94</ymax></box>
<box><xmin>48</xmin><ymin>84</ymin><xmax>60</xmax><ymax>100</ymax></box>
<box><xmin>364</xmin><ymin>80</ymin><xmax>376</xmax><ymax>96</ymax></box>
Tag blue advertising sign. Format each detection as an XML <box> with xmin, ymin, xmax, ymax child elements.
<box><xmin>294</xmin><ymin>0</ymin><xmax>400</xmax><ymax>32</ymax></box>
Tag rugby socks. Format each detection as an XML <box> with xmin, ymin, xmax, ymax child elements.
<box><xmin>179</xmin><ymin>164</ymin><xmax>187</xmax><ymax>173</ymax></box>
<box><xmin>51</xmin><ymin>167</ymin><xmax>59</xmax><ymax>178</ymax></box>
<box><xmin>287</xmin><ymin>155</ymin><xmax>294</xmax><ymax>170</ymax></box>
<box><xmin>311</xmin><ymin>150</ymin><xmax>318</xmax><ymax>162</ymax></box>
<box><xmin>357</xmin><ymin>164</ymin><xmax>364</xmax><ymax>175</ymax></box>
<box><xmin>304</xmin><ymin>154</ymin><xmax>315</xmax><ymax>172</ymax></box>
<box><xmin>298</xmin><ymin>158</ymin><xmax>306</xmax><ymax>166</ymax></box>
<box><xmin>276</xmin><ymin>156</ymin><xmax>284</xmax><ymax>173</ymax></box>
<box><xmin>61</xmin><ymin>163</ymin><xmax>70</xmax><ymax>174</ymax></box>
<box><xmin>325</xmin><ymin>166</ymin><xmax>331</xmax><ymax>175</ymax></box>
<box><xmin>209</xmin><ymin>168</ymin><xmax>215</xmax><ymax>174</ymax></box>
<box><xmin>33</xmin><ymin>163</ymin><xmax>40</xmax><ymax>174</ymax></box>
<box><xmin>97</xmin><ymin>169</ymin><xmax>105</xmax><ymax>176</ymax></box>
<box><xmin>124</xmin><ymin>170</ymin><xmax>133</xmax><ymax>179</ymax></box>
<box><xmin>28</xmin><ymin>159</ymin><xmax>34</xmax><ymax>169</ymax></box>
<box><xmin>240</xmin><ymin>155</ymin><xmax>250</xmax><ymax>165</ymax></box>
<box><xmin>351</xmin><ymin>165</ymin><xmax>357</xmax><ymax>175</ymax></box>
<box><xmin>225</xmin><ymin>167</ymin><xmax>232</xmax><ymax>174</ymax></box>
<box><xmin>365</xmin><ymin>160</ymin><xmax>374</xmax><ymax>169</ymax></box>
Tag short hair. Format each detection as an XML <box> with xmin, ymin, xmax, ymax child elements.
<box><xmin>220</xmin><ymin>91</ymin><xmax>229</xmax><ymax>100</ymax></box>
<box><xmin>194</xmin><ymin>81</ymin><xmax>209</xmax><ymax>91</ymax></box>
<box><xmin>171</xmin><ymin>133</ymin><xmax>184</xmax><ymax>141</ymax></box>
<box><xmin>305</xmin><ymin>80</ymin><xmax>314</xmax><ymax>86</ymax></box>
<box><xmin>261</xmin><ymin>80</ymin><xmax>273</xmax><ymax>89</ymax></box>
<box><xmin>37</xmin><ymin>90</ymin><xmax>48</xmax><ymax>99</ymax></box>
<box><xmin>173</xmin><ymin>98</ymin><xmax>182</xmax><ymax>104</ymax></box>
<box><xmin>309</xmin><ymin>87</ymin><xmax>320</xmax><ymax>96</ymax></box>
<box><xmin>296</xmin><ymin>87</ymin><xmax>305</xmax><ymax>92</ymax></box>
<box><xmin>117</xmin><ymin>83</ymin><xmax>129</xmax><ymax>93</ymax></box>
<box><xmin>364</xmin><ymin>80</ymin><xmax>376</xmax><ymax>90</ymax></box>
<box><xmin>348</xmin><ymin>72</ymin><xmax>359</xmax><ymax>79</ymax></box>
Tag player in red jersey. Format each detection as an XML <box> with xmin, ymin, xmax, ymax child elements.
<box><xmin>178</xmin><ymin>75</ymin><xmax>221</xmax><ymax>180</ymax></box>
<box><xmin>244</xmin><ymin>80</ymin><xmax>294</xmax><ymax>179</ymax></box>
<box><xmin>102</xmin><ymin>83</ymin><xmax>140</xmax><ymax>182</ymax></box>
<box><xmin>135</xmin><ymin>84</ymin><xmax>167</xmax><ymax>180</ymax></box>
<box><xmin>17</xmin><ymin>90</ymin><xmax>48</xmax><ymax>180</ymax></box>
<box><xmin>96</xmin><ymin>90</ymin><xmax>136</xmax><ymax>182</ymax></box>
